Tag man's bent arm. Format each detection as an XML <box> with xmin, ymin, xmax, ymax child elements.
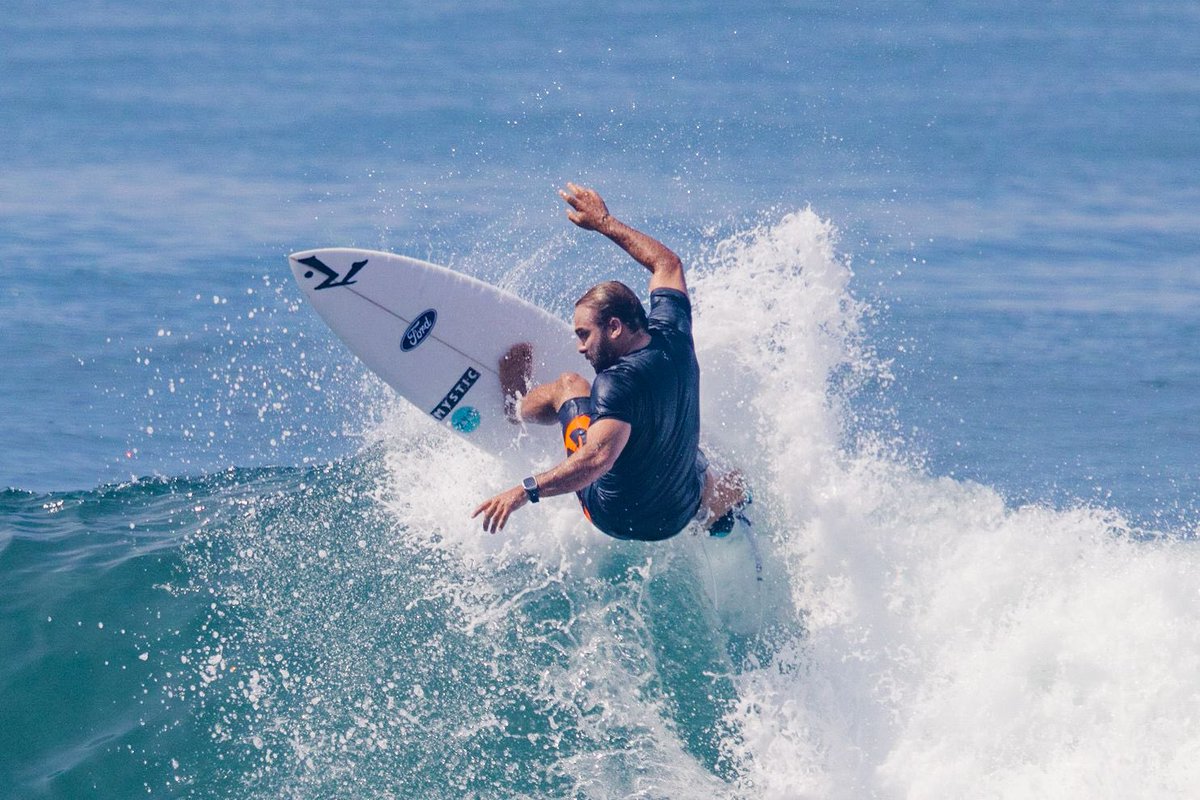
<box><xmin>471</xmin><ymin>418</ymin><xmax>630</xmax><ymax>533</ymax></box>
<box><xmin>560</xmin><ymin>183</ymin><xmax>687</xmax><ymax>296</ymax></box>
<box><xmin>534</xmin><ymin>418</ymin><xmax>630</xmax><ymax>497</ymax></box>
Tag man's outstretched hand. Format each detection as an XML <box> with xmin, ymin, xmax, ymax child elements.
<box><xmin>560</xmin><ymin>181</ymin><xmax>685</xmax><ymax>295</ymax></box>
<box><xmin>559</xmin><ymin>183</ymin><xmax>611</xmax><ymax>231</ymax></box>
<box><xmin>471</xmin><ymin>485</ymin><xmax>528</xmax><ymax>534</ymax></box>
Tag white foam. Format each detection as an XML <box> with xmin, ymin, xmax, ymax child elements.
<box><xmin>688</xmin><ymin>210</ymin><xmax>1200</xmax><ymax>798</ymax></box>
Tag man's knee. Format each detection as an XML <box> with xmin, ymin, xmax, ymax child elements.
<box><xmin>556</xmin><ymin>372</ymin><xmax>591</xmax><ymax>404</ymax></box>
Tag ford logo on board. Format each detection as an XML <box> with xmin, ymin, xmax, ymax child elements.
<box><xmin>401</xmin><ymin>309</ymin><xmax>437</xmax><ymax>351</ymax></box>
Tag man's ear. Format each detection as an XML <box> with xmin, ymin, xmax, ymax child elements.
<box><xmin>607</xmin><ymin>316</ymin><xmax>624</xmax><ymax>339</ymax></box>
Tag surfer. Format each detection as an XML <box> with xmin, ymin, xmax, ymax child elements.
<box><xmin>472</xmin><ymin>183</ymin><xmax>747</xmax><ymax>539</ymax></box>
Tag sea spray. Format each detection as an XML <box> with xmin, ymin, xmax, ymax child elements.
<box><xmin>167</xmin><ymin>208</ymin><xmax>914</xmax><ymax>797</ymax></box>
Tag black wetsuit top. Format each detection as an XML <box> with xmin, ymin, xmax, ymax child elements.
<box><xmin>581</xmin><ymin>288</ymin><xmax>703</xmax><ymax>541</ymax></box>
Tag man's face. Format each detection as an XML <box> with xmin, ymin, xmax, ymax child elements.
<box><xmin>573</xmin><ymin>304</ymin><xmax>620</xmax><ymax>372</ymax></box>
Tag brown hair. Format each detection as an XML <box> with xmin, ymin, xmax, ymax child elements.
<box><xmin>575</xmin><ymin>281</ymin><xmax>648</xmax><ymax>333</ymax></box>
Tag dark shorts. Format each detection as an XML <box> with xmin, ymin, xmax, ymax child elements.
<box><xmin>556</xmin><ymin>396</ymin><xmax>707</xmax><ymax>540</ymax></box>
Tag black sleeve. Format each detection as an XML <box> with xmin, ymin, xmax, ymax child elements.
<box><xmin>647</xmin><ymin>288</ymin><xmax>692</xmax><ymax>339</ymax></box>
<box><xmin>590</xmin><ymin>369</ymin><xmax>636</xmax><ymax>424</ymax></box>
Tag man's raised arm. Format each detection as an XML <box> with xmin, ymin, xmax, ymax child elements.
<box><xmin>559</xmin><ymin>183</ymin><xmax>687</xmax><ymax>296</ymax></box>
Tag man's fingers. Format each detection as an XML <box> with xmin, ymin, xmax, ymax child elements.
<box><xmin>562</xmin><ymin>183</ymin><xmax>596</xmax><ymax>205</ymax></box>
<box><xmin>473</xmin><ymin>499</ymin><xmax>498</xmax><ymax>528</ymax></box>
<box><xmin>473</xmin><ymin>497</ymin><xmax>508</xmax><ymax>533</ymax></box>
<box><xmin>476</xmin><ymin>487</ymin><xmax>527</xmax><ymax>534</ymax></box>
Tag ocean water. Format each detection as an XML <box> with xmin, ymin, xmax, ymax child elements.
<box><xmin>2</xmin><ymin>1</ymin><xmax>1198</xmax><ymax>798</ymax></box>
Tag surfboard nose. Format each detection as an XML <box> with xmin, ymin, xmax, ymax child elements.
<box><xmin>288</xmin><ymin>248</ymin><xmax>363</xmax><ymax>293</ymax></box>
<box><xmin>287</xmin><ymin>249</ymin><xmax>320</xmax><ymax>283</ymax></box>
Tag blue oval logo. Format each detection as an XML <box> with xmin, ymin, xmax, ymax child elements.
<box><xmin>400</xmin><ymin>309</ymin><xmax>437</xmax><ymax>352</ymax></box>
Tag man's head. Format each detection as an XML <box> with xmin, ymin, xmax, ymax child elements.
<box><xmin>573</xmin><ymin>281</ymin><xmax>649</xmax><ymax>372</ymax></box>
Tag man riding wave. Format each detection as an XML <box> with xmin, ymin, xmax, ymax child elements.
<box><xmin>472</xmin><ymin>183</ymin><xmax>746</xmax><ymax>539</ymax></box>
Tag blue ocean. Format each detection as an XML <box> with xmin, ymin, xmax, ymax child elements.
<box><xmin>3</xmin><ymin>1</ymin><xmax>1198</xmax><ymax>797</ymax></box>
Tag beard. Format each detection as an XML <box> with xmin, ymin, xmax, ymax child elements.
<box><xmin>588</xmin><ymin>337</ymin><xmax>622</xmax><ymax>373</ymax></box>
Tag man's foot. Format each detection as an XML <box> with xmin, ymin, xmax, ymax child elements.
<box><xmin>499</xmin><ymin>342</ymin><xmax>533</xmax><ymax>423</ymax></box>
<box><xmin>701</xmin><ymin>465</ymin><xmax>749</xmax><ymax>536</ymax></box>
<box><xmin>708</xmin><ymin>491</ymin><xmax>751</xmax><ymax>538</ymax></box>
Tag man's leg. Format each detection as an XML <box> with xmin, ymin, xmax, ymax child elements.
<box><xmin>500</xmin><ymin>343</ymin><xmax>591</xmax><ymax>425</ymax></box>
<box><xmin>520</xmin><ymin>373</ymin><xmax>592</xmax><ymax>424</ymax></box>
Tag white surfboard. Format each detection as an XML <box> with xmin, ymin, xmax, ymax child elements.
<box><xmin>287</xmin><ymin>247</ymin><xmax>580</xmax><ymax>455</ymax></box>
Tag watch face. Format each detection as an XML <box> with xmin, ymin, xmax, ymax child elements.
<box><xmin>523</xmin><ymin>477</ymin><xmax>539</xmax><ymax>500</ymax></box>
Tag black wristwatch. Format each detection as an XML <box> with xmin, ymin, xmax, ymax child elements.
<box><xmin>522</xmin><ymin>476</ymin><xmax>540</xmax><ymax>503</ymax></box>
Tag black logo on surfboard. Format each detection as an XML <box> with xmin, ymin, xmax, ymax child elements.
<box><xmin>297</xmin><ymin>255</ymin><xmax>367</xmax><ymax>290</ymax></box>
<box><xmin>401</xmin><ymin>309</ymin><xmax>438</xmax><ymax>352</ymax></box>
<box><xmin>431</xmin><ymin>368</ymin><xmax>480</xmax><ymax>420</ymax></box>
